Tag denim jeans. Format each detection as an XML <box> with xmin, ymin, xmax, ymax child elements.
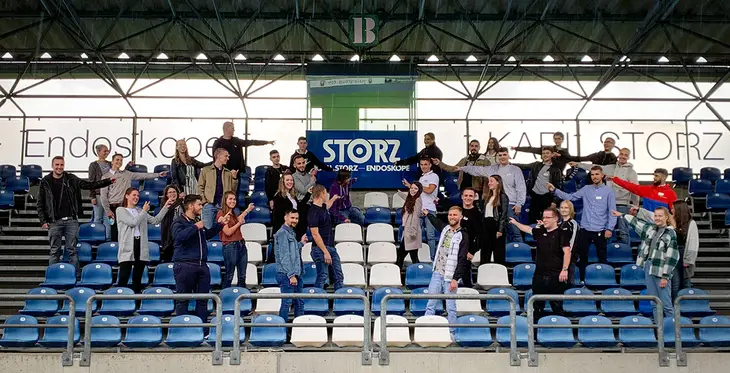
<box><xmin>48</xmin><ymin>219</ymin><xmax>80</xmax><ymax>269</ymax></box>
<box><xmin>420</xmin><ymin>210</ymin><xmax>438</xmax><ymax>260</ymax></box>
<box><xmin>424</xmin><ymin>271</ymin><xmax>457</xmax><ymax>338</ymax></box>
<box><xmin>614</xmin><ymin>205</ymin><xmax>631</xmax><ymax>245</ymax></box>
<box><xmin>506</xmin><ymin>204</ymin><xmax>523</xmax><ymax>243</ymax></box>
<box><xmin>277</xmin><ymin>273</ymin><xmax>304</xmax><ymax>322</ymax></box>
<box><xmin>644</xmin><ymin>262</ymin><xmax>673</xmax><ymax>318</ymax></box>
<box><xmin>310</xmin><ymin>245</ymin><xmax>344</xmax><ymax>290</ymax></box>
<box><xmin>223</xmin><ymin>241</ymin><xmax>247</xmax><ymax>288</ymax></box>
<box><xmin>91</xmin><ymin>203</ymin><xmax>112</xmax><ymax>241</ymax></box>
<box><xmin>202</xmin><ymin>203</ymin><xmax>219</xmax><ymax>230</ymax></box>
<box><xmin>173</xmin><ymin>262</ymin><xmax>211</xmax><ymax>326</ymax></box>
<box><xmin>338</xmin><ymin>207</ymin><xmax>365</xmax><ymax>225</ymax></box>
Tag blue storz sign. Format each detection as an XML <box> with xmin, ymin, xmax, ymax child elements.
<box><xmin>305</xmin><ymin>130</ymin><xmax>417</xmax><ymax>189</ymax></box>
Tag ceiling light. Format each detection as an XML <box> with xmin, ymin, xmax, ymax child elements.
<box><xmin>233</xmin><ymin>53</ymin><xmax>246</xmax><ymax>61</ymax></box>
<box><xmin>311</xmin><ymin>54</ymin><xmax>324</xmax><ymax>61</ymax></box>
<box><xmin>117</xmin><ymin>52</ymin><xmax>130</xmax><ymax>59</ymax></box>
<box><xmin>427</xmin><ymin>55</ymin><xmax>439</xmax><ymax>62</ymax></box>
<box><xmin>195</xmin><ymin>53</ymin><xmax>207</xmax><ymax>60</ymax></box>
<box><xmin>80</xmin><ymin>53</ymin><xmax>88</xmax><ymax>59</ymax></box>
<box><xmin>389</xmin><ymin>54</ymin><xmax>401</xmax><ymax>62</ymax></box>
<box><xmin>507</xmin><ymin>56</ymin><xmax>517</xmax><ymax>62</ymax></box>
<box><xmin>273</xmin><ymin>54</ymin><xmax>285</xmax><ymax>61</ymax></box>
<box><xmin>619</xmin><ymin>55</ymin><xmax>630</xmax><ymax>62</ymax></box>
<box><xmin>696</xmin><ymin>56</ymin><xmax>707</xmax><ymax>64</ymax></box>
<box><xmin>658</xmin><ymin>56</ymin><xmax>669</xmax><ymax>63</ymax></box>
<box><xmin>40</xmin><ymin>52</ymin><xmax>51</xmax><ymax>59</ymax></box>
<box><xmin>156</xmin><ymin>53</ymin><xmax>168</xmax><ymax>60</ymax></box>
<box><xmin>581</xmin><ymin>55</ymin><xmax>593</xmax><ymax>63</ymax></box>
<box><xmin>465</xmin><ymin>55</ymin><xmax>477</xmax><ymax>62</ymax></box>
<box><xmin>2</xmin><ymin>52</ymin><xmax>13</xmax><ymax>59</ymax></box>
<box><xmin>350</xmin><ymin>54</ymin><xmax>360</xmax><ymax>62</ymax></box>
<box><xmin>542</xmin><ymin>55</ymin><xmax>555</xmax><ymax>62</ymax></box>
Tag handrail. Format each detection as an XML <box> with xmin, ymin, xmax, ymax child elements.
<box><xmin>0</xmin><ymin>294</ymin><xmax>75</xmax><ymax>366</ymax></box>
<box><xmin>379</xmin><ymin>293</ymin><xmax>520</xmax><ymax>366</ymax></box>
<box><xmin>674</xmin><ymin>294</ymin><xmax>730</xmax><ymax>366</ymax></box>
<box><xmin>231</xmin><ymin>292</ymin><xmax>372</xmax><ymax>365</ymax></box>
<box><xmin>527</xmin><ymin>294</ymin><xmax>667</xmax><ymax>367</ymax></box>
<box><xmin>80</xmin><ymin>293</ymin><xmax>223</xmax><ymax>366</ymax></box>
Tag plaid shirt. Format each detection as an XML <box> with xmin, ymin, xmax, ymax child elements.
<box><xmin>624</xmin><ymin>215</ymin><xmax>679</xmax><ymax>279</ymax></box>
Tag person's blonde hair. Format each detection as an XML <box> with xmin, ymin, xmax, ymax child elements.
<box><xmin>654</xmin><ymin>207</ymin><xmax>676</xmax><ymax>228</ymax></box>
<box><xmin>276</xmin><ymin>172</ymin><xmax>296</xmax><ymax>199</ymax></box>
<box><xmin>560</xmin><ymin>200</ymin><xmax>575</xmax><ymax>219</ymax></box>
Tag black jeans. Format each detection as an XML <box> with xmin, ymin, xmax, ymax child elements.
<box><xmin>532</xmin><ymin>273</ymin><xmax>571</xmax><ymax>322</ymax></box>
<box><xmin>109</xmin><ymin>203</ymin><xmax>121</xmax><ymax>242</ymax></box>
<box><xmin>576</xmin><ymin>228</ymin><xmax>608</xmax><ymax>281</ymax></box>
<box><xmin>173</xmin><ymin>262</ymin><xmax>212</xmax><ymax>324</ymax></box>
<box><xmin>529</xmin><ymin>192</ymin><xmax>554</xmax><ymax>224</ymax></box>
<box><xmin>481</xmin><ymin>218</ymin><xmax>506</xmax><ymax>265</ymax></box>
<box><xmin>395</xmin><ymin>240</ymin><xmax>419</xmax><ymax>269</ymax></box>
<box><xmin>117</xmin><ymin>237</ymin><xmax>146</xmax><ymax>293</ymax></box>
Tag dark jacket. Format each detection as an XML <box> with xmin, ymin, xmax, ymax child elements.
<box><xmin>460</xmin><ymin>205</ymin><xmax>483</xmax><ymax>255</ymax></box>
<box><xmin>518</xmin><ymin>161</ymin><xmax>564</xmax><ymax>204</ymax></box>
<box><xmin>395</xmin><ymin>143</ymin><xmax>444</xmax><ymax>175</ymax></box>
<box><xmin>485</xmin><ymin>192</ymin><xmax>511</xmax><ymax>234</ymax></box>
<box><xmin>264</xmin><ymin>165</ymin><xmax>290</xmax><ymax>201</ymax></box>
<box><xmin>513</xmin><ymin>146</ymin><xmax>571</xmax><ymax>173</ymax></box>
<box><xmin>171</xmin><ymin>157</ymin><xmax>208</xmax><ymax>190</ymax></box>
<box><xmin>289</xmin><ymin>150</ymin><xmax>332</xmax><ymax>173</ymax></box>
<box><xmin>565</xmin><ymin>151</ymin><xmax>617</xmax><ymax>166</ymax></box>
<box><xmin>212</xmin><ymin>136</ymin><xmax>269</xmax><ymax>171</ymax></box>
<box><xmin>171</xmin><ymin>214</ymin><xmax>223</xmax><ymax>263</ymax></box>
<box><xmin>37</xmin><ymin>172</ymin><xmax>112</xmax><ymax>225</ymax></box>
<box><xmin>272</xmin><ymin>191</ymin><xmax>311</xmax><ymax>237</ymax></box>
<box><xmin>160</xmin><ymin>200</ymin><xmax>184</xmax><ymax>262</ymax></box>
<box><xmin>87</xmin><ymin>160</ymin><xmax>111</xmax><ymax>199</ymax></box>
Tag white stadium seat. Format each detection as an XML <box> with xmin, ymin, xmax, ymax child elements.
<box><xmin>369</xmin><ymin>263</ymin><xmax>402</xmax><ymax>287</ymax></box>
<box><xmin>241</xmin><ymin>223</ymin><xmax>267</xmax><ymax>244</ymax></box>
<box><xmin>332</xmin><ymin>315</ymin><xmax>365</xmax><ymax>347</ymax></box>
<box><xmin>392</xmin><ymin>192</ymin><xmax>406</xmax><ymax>209</ymax></box>
<box><xmin>373</xmin><ymin>315</ymin><xmax>411</xmax><ymax>347</ymax></box>
<box><xmin>291</xmin><ymin>315</ymin><xmax>328</xmax><ymax>347</ymax></box>
<box><xmin>246</xmin><ymin>242</ymin><xmax>263</xmax><ymax>265</ymax></box>
<box><xmin>335</xmin><ymin>242</ymin><xmax>365</xmax><ymax>263</ymax></box>
<box><xmin>231</xmin><ymin>263</ymin><xmax>259</xmax><ymax>287</ymax></box>
<box><xmin>366</xmin><ymin>223</ymin><xmax>395</xmax><ymax>244</ymax></box>
<box><xmin>364</xmin><ymin>192</ymin><xmax>389</xmax><ymax>208</ymax></box>
<box><xmin>456</xmin><ymin>287</ymin><xmax>483</xmax><ymax>315</ymax></box>
<box><xmin>405</xmin><ymin>243</ymin><xmax>433</xmax><ymax>264</ymax></box>
<box><xmin>335</xmin><ymin>223</ymin><xmax>363</xmax><ymax>243</ymax></box>
<box><xmin>367</xmin><ymin>242</ymin><xmax>397</xmax><ymax>264</ymax></box>
<box><xmin>477</xmin><ymin>264</ymin><xmax>510</xmax><ymax>289</ymax></box>
<box><xmin>414</xmin><ymin>315</ymin><xmax>452</xmax><ymax>347</ymax></box>
<box><xmin>301</xmin><ymin>242</ymin><xmax>313</xmax><ymax>263</ymax></box>
<box><xmin>342</xmin><ymin>263</ymin><xmax>367</xmax><ymax>287</ymax></box>
<box><xmin>254</xmin><ymin>288</ymin><xmax>281</xmax><ymax>314</ymax></box>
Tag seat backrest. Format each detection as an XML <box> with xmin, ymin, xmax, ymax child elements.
<box><xmin>620</xmin><ymin>264</ymin><xmax>644</xmax><ymax>282</ymax></box>
<box><xmin>335</xmin><ymin>223</ymin><xmax>363</xmax><ymax>242</ymax></box>
<box><xmin>364</xmin><ymin>192</ymin><xmax>389</xmax><ymax>208</ymax></box>
<box><xmin>44</xmin><ymin>263</ymin><xmax>76</xmax><ymax>285</ymax></box>
<box><xmin>168</xmin><ymin>315</ymin><xmax>204</xmax><ymax>340</ymax></box>
<box><xmin>512</xmin><ymin>263</ymin><xmax>535</xmax><ymax>281</ymax></box>
<box><xmin>586</xmin><ymin>263</ymin><xmax>616</xmax><ymax>279</ymax></box>
<box><xmin>81</xmin><ymin>263</ymin><xmax>112</xmax><ymax>281</ymax></box>
<box><xmin>477</xmin><ymin>264</ymin><xmax>510</xmax><ymax>286</ymax></box>
<box><xmin>2</xmin><ymin>315</ymin><xmax>38</xmax><ymax>341</ymax></box>
<box><xmin>578</xmin><ymin>315</ymin><xmax>614</xmax><ymax>340</ymax></box>
<box><xmin>496</xmin><ymin>315</ymin><xmax>527</xmax><ymax>342</ymax></box>
<box><xmin>153</xmin><ymin>263</ymin><xmax>175</xmax><ymax>284</ymax></box>
<box><xmin>241</xmin><ymin>223</ymin><xmax>268</xmax><ymax>242</ymax></box>
<box><xmin>619</xmin><ymin>316</ymin><xmax>655</xmax><ymax>339</ymax></box>
<box><xmin>372</xmin><ymin>287</ymin><xmax>404</xmax><ymax>312</ymax></box>
<box><xmin>486</xmin><ymin>287</ymin><xmax>520</xmax><ymax>312</ymax></box>
<box><xmin>366</xmin><ymin>223</ymin><xmax>394</xmax><ymax>243</ymax></box>
<box><xmin>678</xmin><ymin>288</ymin><xmax>712</xmax><ymax>310</ymax></box>
<box><xmin>91</xmin><ymin>315</ymin><xmax>121</xmax><ymax>341</ymax></box>
<box><xmin>43</xmin><ymin>315</ymin><xmax>80</xmax><ymax>343</ymax></box>
<box><xmin>66</xmin><ymin>287</ymin><xmax>97</xmax><ymax>311</ymax></box>
<box><xmin>699</xmin><ymin>315</ymin><xmax>730</xmax><ymax>339</ymax></box>
<box><xmin>95</xmin><ymin>242</ymin><xmax>119</xmax><ymax>260</ymax></box>
<box><xmin>126</xmin><ymin>315</ymin><xmax>163</xmax><ymax>341</ymax></box>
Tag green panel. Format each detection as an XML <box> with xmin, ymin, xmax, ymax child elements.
<box><xmin>310</xmin><ymin>90</ymin><xmax>412</xmax><ymax>108</ymax></box>
<box><xmin>322</xmin><ymin>107</ymin><xmax>359</xmax><ymax>130</ymax></box>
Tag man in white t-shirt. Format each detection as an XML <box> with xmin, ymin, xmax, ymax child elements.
<box><xmin>403</xmin><ymin>157</ymin><xmax>440</xmax><ymax>260</ymax></box>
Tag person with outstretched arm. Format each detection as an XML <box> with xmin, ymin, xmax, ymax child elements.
<box><xmin>437</xmin><ymin>139</ymin><xmax>489</xmax><ymax>192</ymax></box>
<box><xmin>512</xmin><ymin>146</ymin><xmax>563</xmax><ymax>224</ymax></box>
<box><xmin>212</xmin><ymin>121</ymin><xmax>275</xmax><ymax>173</ymax></box>
<box><xmin>289</xmin><ymin>136</ymin><xmax>333</xmax><ymax>173</ymax></box>
<box><xmin>564</xmin><ymin>137</ymin><xmax>618</xmax><ymax>166</ymax></box>
<box><xmin>511</xmin><ymin>131</ymin><xmax>572</xmax><ymax>172</ymax></box>
<box><xmin>395</xmin><ymin>132</ymin><xmax>443</xmax><ymax>176</ymax></box>
<box><xmin>610</xmin><ymin>168</ymin><xmax>677</xmax><ymax>211</ymax></box>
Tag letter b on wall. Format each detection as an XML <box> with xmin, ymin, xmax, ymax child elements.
<box><xmin>350</xmin><ymin>15</ymin><xmax>378</xmax><ymax>46</ymax></box>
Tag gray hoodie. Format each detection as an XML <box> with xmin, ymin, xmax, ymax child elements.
<box><xmin>578</xmin><ymin>162</ymin><xmax>639</xmax><ymax>206</ymax></box>
<box><xmin>293</xmin><ymin>170</ymin><xmax>316</xmax><ymax>201</ymax></box>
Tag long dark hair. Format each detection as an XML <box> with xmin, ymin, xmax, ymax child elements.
<box><xmin>162</xmin><ymin>185</ymin><xmax>180</xmax><ymax>206</ymax></box>
<box><xmin>673</xmin><ymin>200</ymin><xmax>692</xmax><ymax>241</ymax></box>
<box><xmin>486</xmin><ymin>137</ymin><xmax>500</xmax><ymax>154</ymax></box>
<box><xmin>485</xmin><ymin>175</ymin><xmax>505</xmax><ymax>210</ymax></box>
<box><xmin>403</xmin><ymin>182</ymin><xmax>423</xmax><ymax>215</ymax></box>
<box><xmin>335</xmin><ymin>169</ymin><xmax>351</xmax><ymax>185</ymax></box>
<box><xmin>123</xmin><ymin>187</ymin><xmax>139</xmax><ymax>208</ymax></box>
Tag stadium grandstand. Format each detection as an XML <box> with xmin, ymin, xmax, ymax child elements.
<box><xmin>1</xmin><ymin>0</ymin><xmax>730</xmax><ymax>372</ymax></box>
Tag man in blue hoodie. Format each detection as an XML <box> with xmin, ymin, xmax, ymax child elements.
<box><xmin>275</xmin><ymin>209</ymin><xmax>308</xmax><ymax>321</ymax></box>
<box><xmin>172</xmin><ymin>194</ymin><xmax>229</xmax><ymax>324</ymax></box>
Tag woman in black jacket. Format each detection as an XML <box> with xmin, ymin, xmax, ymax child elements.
<box><xmin>269</xmin><ymin>171</ymin><xmax>311</xmax><ymax>263</ymax></box>
<box><xmin>170</xmin><ymin>139</ymin><xmax>208</xmax><ymax>196</ymax></box>
<box><xmin>159</xmin><ymin>185</ymin><xmax>184</xmax><ymax>262</ymax></box>
<box><xmin>481</xmin><ymin>175</ymin><xmax>510</xmax><ymax>265</ymax></box>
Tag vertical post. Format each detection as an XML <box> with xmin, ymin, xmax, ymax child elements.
<box><xmin>508</xmin><ymin>297</ymin><xmax>520</xmax><ymax>366</ymax></box>
<box><xmin>211</xmin><ymin>295</ymin><xmax>223</xmax><ymax>365</ymax></box>
<box><xmin>230</xmin><ymin>294</ymin><xmax>243</xmax><ymax>365</ymax></box>
<box><xmin>131</xmin><ymin>117</ymin><xmax>138</xmax><ymax>163</ymax></box>
<box><xmin>378</xmin><ymin>294</ymin><xmax>390</xmax><ymax>365</ymax></box>
<box><xmin>361</xmin><ymin>295</ymin><xmax>372</xmax><ymax>365</ymax></box>
<box><xmin>62</xmin><ymin>296</ymin><xmax>75</xmax><ymax>366</ymax></box>
<box><xmin>654</xmin><ymin>297</ymin><xmax>669</xmax><ymax>367</ymax></box>
<box><xmin>80</xmin><ymin>296</ymin><xmax>95</xmax><ymax>366</ymax></box>
<box><xmin>526</xmin><ymin>297</ymin><xmax>537</xmax><ymax>366</ymax></box>
<box><xmin>674</xmin><ymin>297</ymin><xmax>687</xmax><ymax>366</ymax></box>
<box><xmin>20</xmin><ymin>117</ymin><xmax>27</xmax><ymax>166</ymax></box>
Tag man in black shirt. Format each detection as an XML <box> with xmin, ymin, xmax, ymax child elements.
<box><xmin>510</xmin><ymin>207</ymin><xmax>573</xmax><ymax>321</ymax></box>
<box><xmin>289</xmin><ymin>136</ymin><xmax>333</xmax><ymax>173</ymax></box>
<box><xmin>264</xmin><ymin>150</ymin><xmax>290</xmax><ymax>209</ymax></box>
<box><xmin>395</xmin><ymin>132</ymin><xmax>443</xmax><ymax>177</ymax></box>
<box><xmin>460</xmin><ymin>188</ymin><xmax>482</xmax><ymax>287</ymax></box>
<box><xmin>211</xmin><ymin>121</ymin><xmax>275</xmax><ymax>174</ymax></box>
<box><xmin>308</xmin><ymin>184</ymin><xmax>343</xmax><ymax>290</ymax></box>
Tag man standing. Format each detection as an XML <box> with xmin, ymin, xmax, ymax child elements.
<box><xmin>212</xmin><ymin>121</ymin><xmax>274</xmax><ymax>174</ymax></box>
<box><xmin>38</xmin><ymin>156</ymin><xmax>114</xmax><ymax>268</ymax></box>
<box><xmin>610</xmin><ymin>168</ymin><xmax>677</xmax><ymax>211</ymax></box>
<box><xmin>459</xmin><ymin>188</ymin><xmax>482</xmax><ymax>287</ymax></box>
<box><xmin>308</xmin><ymin>184</ymin><xmax>343</xmax><ymax>290</ymax></box>
<box><xmin>198</xmin><ymin>148</ymin><xmax>239</xmax><ymax>229</ymax></box>
<box><xmin>549</xmin><ymin>166</ymin><xmax>617</xmax><ymax>282</ymax></box>
<box><xmin>566</xmin><ymin>137</ymin><xmax>618</xmax><ymax>166</ymax></box>
<box><xmin>264</xmin><ymin>150</ymin><xmax>290</xmax><ymax>209</ymax></box>
<box><xmin>289</xmin><ymin>136</ymin><xmax>332</xmax><ymax>173</ymax></box>
<box><xmin>437</xmin><ymin>139</ymin><xmax>489</xmax><ymax>192</ymax></box>
<box><xmin>395</xmin><ymin>132</ymin><xmax>443</xmax><ymax>176</ymax></box>
<box><xmin>88</xmin><ymin>144</ymin><xmax>111</xmax><ymax>226</ymax></box>
<box><xmin>510</xmin><ymin>207</ymin><xmax>573</xmax><ymax>321</ymax></box>
<box><xmin>570</xmin><ymin>147</ymin><xmax>638</xmax><ymax>244</ymax></box>
<box><xmin>292</xmin><ymin>154</ymin><xmax>317</xmax><ymax>236</ymax></box>
<box><xmin>275</xmin><ymin>209</ymin><xmax>308</xmax><ymax>322</ymax></box>
<box><xmin>512</xmin><ymin>131</ymin><xmax>572</xmax><ymax>173</ymax></box>
<box><xmin>403</xmin><ymin>158</ymin><xmax>439</xmax><ymax>260</ymax></box>
<box><xmin>172</xmin><ymin>194</ymin><xmax>228</xmax><ymax>327</ymax></box>
<box><xmin>424</xmin><ymin>206</ymin><xmax>470</xmax><ymax>341</ymax></box>
<box><xmin>514</xmin><ymin>146</ymin><xmax>563</xmax><ymax>224</ymax></box>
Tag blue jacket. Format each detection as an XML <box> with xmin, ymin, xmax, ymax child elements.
<box><xmin>274</xmin><ymin>224</ymin><xmax>303</xmax><ymax>278</ymax></box>
<box><xmin>171</xmin><ymin>215</ymin><xmax>223</xmax><ymax>263</ymax></box>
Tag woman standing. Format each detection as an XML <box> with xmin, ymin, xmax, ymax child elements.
<box><xmin>160</xmin><ymin>185</ymin><xmax>184</xmax><ymax>263</ymax></box>
<box><xmin>395</xmin><ymin>182</ymin><xmax>423</xmax><ymax>269</ymax></box>
<box><xmin>171</xmin><ymin>139</ymin><xmax>208</xmax><ymax>197</ymax></box>
<box><xmin>559</xmin><ymin>200</ymin><xmax>579</xmax><ymax>281</ymax></box>
<box><xmin>270</xmin><ymin>172</ymin><xmax>311</xmax><ymax>263</ymax></box>
<box><xmin>216</xmin><ymin>191</ymin><xmax>255</xmax><ymax>288</ymax></box>
<box><xmin>329</xmin><ymin>169</ymin><xmax>364</xmax><ymax>225</ymax></box>
<box><xmin>116</xmin><ymin>188</ymin><xmax>171</xmax><ymax>293</ymax></box>
<box><xmin>484</xmin><ymin>137</ymin><xmax>501</xmax><ymax>165</ymax></box>
<box><xmin>482</xmin><ymin>175</ymin><xmax>510</xmax><ymax>265</ymax></box>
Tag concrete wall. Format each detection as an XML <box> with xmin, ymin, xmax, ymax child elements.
<box><xmin>2</xmin><ymin>352</ymin><xmax>729</xmax><ymax>373</ymax></box>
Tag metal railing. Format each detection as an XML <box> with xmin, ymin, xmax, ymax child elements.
<box><xmin>0</xmin><ymin>294</ymin><xmax>75</xmax><ymax>366</ymax></box>
<box><xmin>379</xmin><ymin>293</ymin><xmax>520</xmax><ymax>366</ymax></box>
<box><xmin>674</xmin><ymin>294</ymin><xmax>730</xmax><ymax>366</ymax></box>
<box><xmin>527</xmin><ymin>294</ymin><xmax>667</xmax><ymax>367</ymax></box>
<box><xmin>231</xmin><ymin>292</ymin><xmax>372</xmax><ymax>365</ymax></box>
<box><xmin>81</xmin><ymin>293</ymin><xmax>223</xmax><ymax>366</ymax></box>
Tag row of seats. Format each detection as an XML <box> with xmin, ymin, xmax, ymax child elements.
<box><xmin>672</xmin><ymin>166</ymin><xmax>730</xmax><ymax>185</ymax></box>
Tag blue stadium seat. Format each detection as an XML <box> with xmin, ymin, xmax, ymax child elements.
<box><xmin>372</xmin><ymin>287</ymin><xmax>405</xmax><ymax>316</ymax></box>
<box><xmin>619</xmin><ymin>316</ymin><xmax>656</xmax><ymax>347</ymax></box>
<box><xmin>715</xmin><ymin>179</ymin><xmax>730</xmax><ymax>194</ymax></box>
<box><xmin>405</xmin><ymin>263</ymin><xmax>432</xmax><ymax>289</ymax></box>
<box><xmin>5</xmin><ymin>176</ymin><xmax>30</xmax><ymax>194</ymax></box>
<box><xmin>249</xmin><ymin>315</ymin><xmax>287</xmax><ymax>347</ymax></box>
<box><xmin>699</xmin><ymin>316</ymin><xmax>730</xmax><ymax>347</ymax></box>
<box><xmin>152</xmin><ymin>263</ymin><xmax>176</xmax><ymax>288</ymax></box>
<box><xmin>127</xmin><ymin>164</ymin><xmax>148</xmax><ymax>173</ymax></box>
<box><xmin>664</xmin><ymin>317</ymin><xmax>700</xmax><ymax>348</ymax></box>
<box><xmin>563</xmin><ymin>288</ymin><xmax>598</xmax><ymax>316</ymax></box>
<box><xmin>254</xmin><ymin>165</ymin><xmax>268</xmax><ymax>180</ymax></box>
<box><xmin>237</xmin><ymin>189</ymin><xmax>249</xmax><ymax>207</ymax></box>
<box><xmin>210</xmin><ymin>315</ymin><xmax>245</xmax><ymax>347</ymax></box>
<box><xmin>253</xmin><ymin>178</ymin><xmax>266</xmax><ymax>192</ymax></box>
<box><xmin>333</xmin><ymin>287</ymin><xmax>366</xmax><ymax>316</ymax></box>
<box><xmin>0</xmin><ymin>164</ymin><xmax>15</xmax><ymax>180</ymax></box>
<box><xmin>78</xmin><ymin>223</ymin><xmax>106</xmax><ymax>243</ymax></box>
<box><xmin>220</xmin><ymin>287</ymin><xmax>252</xmax><ymax>315</ymax></box>
<box><xmin>486</xmin><ymin>288</ymin><xmax>521</xmax><ymax>317</ymax></box>
<box><xmin>725</xmin><ymin>168</ymin><xmax>730</xmax><ymax>180</ymax></box>
<box><xmin>364</xmin><ymin>207</ymin><xmax>391</xmax><ymax>225</ymax></box>
<box><xmin>394</xmin><ymin>208</ymin><xmax>402</xmax><ymax>225</ymax></box>
<box><xmin>672</xmin><ymin>167</ymin><xmax>693</xmax><ymax>187</ymax></box>
<box><xmin>0</xmin><ymin>315</ymin><xmax>38</xmax><ymax>347</ymax></box>
<box><xmin>523</xmin><ymin>224</ymin><xmax>537</xmax><ymax>244</ymax></box>
<box><xmin>700</xmin><ymin>167</ymin><xmax>722</xmax><ymax>183</ymax></box>
<box><xmin>75</xmin><ymin>242</ymin><xmax>93</xmax><ymax>263</ymax></box>
<box><xmin>247</xmin><ymin>206</ymin><xmax>271</xmax><ymax>224</ymax></box>
<box><xmin>677</xmin><ymin>288</ymin><xmax>715</xmax><ymax>317</ymax></box>
<box><xmin>573</xmin><ymin>268</ymin><xmax>583</xmax><ymax>286</ymax></box>
<box><xmin>115</xmin><ymin>266</ymin><xmax>149</xmax><ymax>287</ymax></box>
<box><xmin>638</xmin><ymin>289</ymin><xmax>654</xmax><ymax>317</ymax></box>
<box><xmin>59</xmin><ymin>287</ymin><xmax>97</xmax><ymax>315</ymax></box>
<box><xmin>94</xmin><ymin>242</ymin><xmax>119</xmax><ymax>265</ymax></box>
<box><xmin>38</xmin><ymin>315</ymin><xmax>80</xmax><ymax>347</ymax></box>
<box><xmin>261</xmin><ymin>263</ymin><xmax>278</xmax><ymax>287</ymax></box>
<box><xmin>19</xmin><ymin>287</ymin><xmax>59</xmax><ymax>317</ymax></box>
<box><xmin>455</xmin><ymin>315</ymin><xmax>492</xmax><ymax>347</ymax></box>
<box><xmin>154</xmin><ymin>164</ymin><xmax>170</xmax><ymax>174</ymax></box>
<box><xmin>147</xmin><ymin>242</ymin><xmax>160</xmax><ymax>264</ymax></box>
<box><xmin>578</xmin><ymin>315</ymin><xmax>617</xmax><ymax>348</ymax></box>
<box><xmin>98</xmin><ymin>287</ymin><xmax>136</xmax><ymax>316</ymax></box>
<box><xmin>207</xmin><ymin>241</ymin><xmax>224</xmax><ymax>264</ymax></box>
<box><xmin>573</xmin><ymin>168</ymin><xmax>588</xmax><ymax>183</ymax></box>
<box><xmin>207</xmin><ymin>263</ymin><xmax>222</xmax><ymax>287</ymax></box>
<box><xmin>585</xmin><ymin>264</ymin><xmax>617</xmax><ymax>289</ymax></box>
<box><xmin>600</xmin><ymin>288</ymin><xmax>637</xmax><ymax>316</ymax></box>
<box><xmin>607</xmin><ymin>243</ymin><xmax>633</xmax><ymax>264</ymax></box>
<box><xmin>689</xmin><ymin>179</ymin><xmax>713</xmax><ymax>197</ymax></box>
<box><xmin>40</xmin><ymin>263</ymin><xmax>76</xmax><ymax>290</ymax></box>
<box><xmin>537</xmin><ymin>315</ymin><xmax>576</xmax><ymax>348</ymax></box>
<box><xmin>148</xmin><ymin>223</ymin><xmax>162</xmax><ymax>243</ymax></box>
<box><xmin>512</xmin><ymin>263</ymin><xmax>535</xmax><ymax>290</ymax></box>
<box><xmin>506</xmin><ymin>242</ymin><xmax>533</xmax><ymax>263</ymax></box>
<box><xmin>138</xmin><ymin>190</ymin><xmax>160</xmax><ymax>208</ymax></box>
<box><xmin>444</xmin><ymin>173</ymin><xmax>459</xmax><ymax>195</ymax></box>
<box><xmin>620</xmin><ymin>264</ymin><xmax>645</xmax><ymax>290</ymax></box>
<box><xmin>166</xmin><ymin>315</ymin><xmax>204</xmax><ymax>347</ymax></box>
<box><xmin>447</xmin><ymin>191</ymin><xmax>463</xmax><ymax>206</ymax></box>
<box><xmin>0</xmin><ymin>189</ymin><xmax>14</xmax><ymax>209</ymax></box>
<box><xmin>137</xmin><ymin>287</ymin><xmax>175</xmax><ymax>316</ymax></box>
<box><xmin>301</xmin><ymin>263</ymin><xmax>320</xmax><ymax>287</ymax></box>
<box><xmin>130</xmin><ymin>179</ymin><xmax>141</xmax><ymax>190</ymax></box>
<box><xmin>707</xmin><ymin>193</ymin><xmax>730</xmax><ymax>210</ymax></box>
<box><xmin>563</xmin><ymin>179</ymin><xmax>578</xmax><ymax>194</ymax></box>
<box><xmin>78</xmin><ymin>263</ymin><xmax>113</xmax><ymax>289</ymax></box>
<box><xmin>123</xmin><ymin>315</ymin><xmax>163</xmax><ymax>348</ymax></box>
<box><xmin>409</xmin><ymin>287</ymin><xmax>443</xmax><ymax>316</ymax></box>
<box><xmin>525</xmin><ymin>289</ymin><xmax>551</xmax><ymax>313</ymax></box>
<box><xmin>250</xmin><ymin>191</ymin><xmax>268</xmax><ymax>206</ymax></box>
<box><xmin>89</xmin><ymin>315</ymin><xmax>122</xmax><ymax>347</ymax></box>
<box><xmin>587</xmin><ymin>243</ymin><xmax>599</xmax><ymax>263</ymax></box>
<box><xmin>496</xmin><ymin>315</ymin><xmax>528</xmax><ymax>348</ymax></box>
<box><xmin>726</xmin><ymin>210</ymin><xmax>730</xmax><ymax>227</ymax></box>
<box><xmin>143</xmin><ymin>177</ymin><xmax>167</xmax><ymax>194</ymax></box>
<box><xmin>302</xmin><ymin>287</ymin><xmax>329</xmax><ymax>316</ymax></box>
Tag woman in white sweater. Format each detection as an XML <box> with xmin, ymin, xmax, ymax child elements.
<box><xmin>116</xmin><ymin>187</ymin><xmax>171</xmax><ymax>293</ymax></box>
